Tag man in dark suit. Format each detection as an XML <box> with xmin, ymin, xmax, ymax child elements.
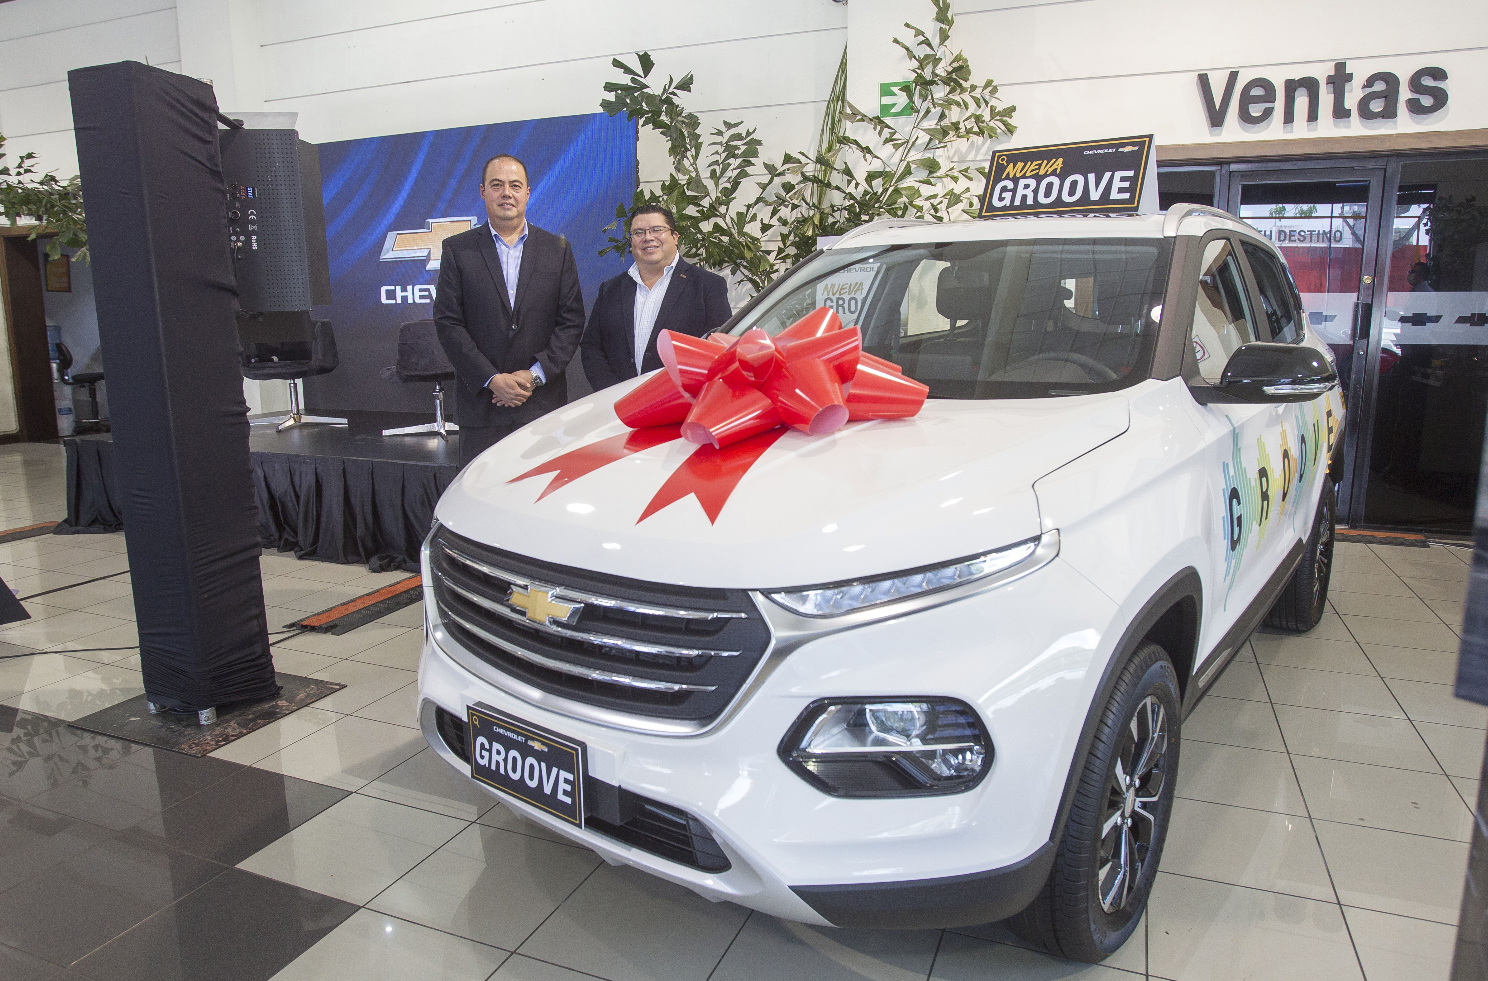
<box><xmin>435</xmin><ymin>153</ymin><xmax>585</xmax><ymax>468</ymax></box>
<box><xmin>580</xmin><ymin>205</ymin><xmax>731</xmax><ymax>392</ymax></box>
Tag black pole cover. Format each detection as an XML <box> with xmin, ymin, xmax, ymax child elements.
<box><xmin>68</xmin><ymin>61</ymin><xmax>277</xmax><ymax>711</ymax></box>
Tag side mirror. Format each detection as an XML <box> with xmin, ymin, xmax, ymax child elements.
<box><xmin>1216</xmin><ymin>342</ymin><xmax>1337</xmax><ymax>403</ymax></box>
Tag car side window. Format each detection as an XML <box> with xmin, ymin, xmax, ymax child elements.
<box><xmin>1191</xmin><ymin>238</ymin><xmax>1256</xmax><ymax>384</ymax></box>
<box><xmin>1241</xmin><ymin>242</ymin><xmax>1302</xmax><ymax>343</ymax></box>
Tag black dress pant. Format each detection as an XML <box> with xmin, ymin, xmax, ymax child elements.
<box><xmin>457</xmin><ymin>421</ymin><xmax>519</xmax><ymax>469</ymax></box>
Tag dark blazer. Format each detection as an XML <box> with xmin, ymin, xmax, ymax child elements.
<box><xmin>580</xmin><ymin>258</ymin><xmax>731</xmax><ymax>391</ymax></box>
<box><xmin>433</xmin><ymin>222</ymin><xmax>585</xmax><ymax>429</ymax></box>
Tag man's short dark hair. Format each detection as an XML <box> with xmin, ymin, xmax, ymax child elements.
<box><xmin>481</xmin><ymin>153</ymin><xmax>530</xmax><ymax>185</ymax></box>
<box><xmin>629</xmin><ymin>204</ymin><xmax>676</xmax><ymax>232</ymax></box>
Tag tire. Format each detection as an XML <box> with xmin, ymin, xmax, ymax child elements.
<box><xmin>1006</xmin><ymin>642</ymin><xmax>1180</xmax><ymax>963</ymax></box>
<box><xmin>1263</xmin><ymin>482</ymin><xmax>1336</xmax><ymax>632</ymax></box>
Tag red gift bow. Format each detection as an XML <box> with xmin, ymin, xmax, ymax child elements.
<box><xmin>614</xmin><ymin>307</ymin><xmax>929</xmax><ymax>448</ymax></box>
<box><xmin>510</xmin><ymin>307</ymin><xmax>928</xmax><ymax>523</ymax></box>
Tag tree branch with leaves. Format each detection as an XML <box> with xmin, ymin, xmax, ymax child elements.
<box><xmin>599</xmin><ymin>0</ymin><xmax>1014</xmax><ymax>292</ymax></box>
<box><xmin>0</xmin><ymin>135</ymin><xmax>88</xmax><ymax>262</ymax></box>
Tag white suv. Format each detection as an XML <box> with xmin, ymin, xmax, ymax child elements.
<box><xmin>417</xmin><ymin>204</ymin><xmax>1343</xmax><ymax>962</ymax></box>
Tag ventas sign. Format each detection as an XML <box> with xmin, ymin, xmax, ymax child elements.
<box><xmin>979</xmin><ymin>135</ymin><xmax>1155</xmax><ymax>219</ymax></box>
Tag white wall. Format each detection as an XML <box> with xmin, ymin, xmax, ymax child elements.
<box><xmin>4</xmin><ymin>0</ymin><xmax>1485</xmax><ymax>181</ymax></box>
<box><xmin>2</xmin><ymin>0</ymin><xmax>1485</xmax><ymax>418</ymax></box>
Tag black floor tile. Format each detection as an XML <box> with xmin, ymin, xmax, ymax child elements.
<box><xmin>0</xmin><ymin>724</ymin><xmax>142</xmax><ymax>803</ymax></box>
<box><xmin>0</xmin><ymin>829</ymin><xmax>226</xmax><ymax>964</ymax></box>
<box><xmin>0</xmin><ymin>940</ymin><xmax>64</xmax><ymax>981</ymax></box>
<box><xmin>0</xmin><ymin>707</ymin><xmax>65</xmax><ymax>750</ymax></box>
<box><xmin>69</xmin><ymin>868</ymin><xmax>357</xmax><ymax>981</ymax></box>
<box><xmin>27</xmin><ymin>752</ymin><xmax>244</xmax><ymax>831</ymax></box>
<box><xmin>122</xmin><ymin>765</ymin><xmax>348</xmax><ymax>866</ymax></box>
<box><xmin>0</xmin><ymin>798</ymin><xmax>111</xmax><ymax>894</ymax></box>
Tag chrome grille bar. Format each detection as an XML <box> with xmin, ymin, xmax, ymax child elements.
<box><xmin>440</xmin><ymin>545</ymin><xmax>746</xmax><ymax>622</ymax></box>
<box><xmin>437</xmin><ymin>573</ymin><xmax>741</xmax><ymax>660</ymax></box>
<box><xmin>442</xmin><ymin>609</ymin><xmax>718</xmax><ymax>694</ymax></box>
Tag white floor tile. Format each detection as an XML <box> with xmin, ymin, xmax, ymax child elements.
<box><xmin>209</xmin><ymin>705</ymin><xmax>343</xmax><ymax>765</ymax></box>
<box><xmin>369</xmin><ymin>824</ymin><xmax>600</xmax><ymax>950</ymax></box>
<box><xmin>1313</xmin><ymin>821</ymin><xmax>1469</xmax><ymax>924</ymax></box>
<box><xmin>254</xmin><ymin>715</ymin><xmax>425</xmax><ymax>791</ymax></box>
<box><xmin>239</xmin><ymin>794</ymin><xmax>465</xmax><ymax>904</ymax></box>
<box><xmin>1163</xmin><ymin>798</ymin><xmax>1334</xmax><ymax>900</ymax></box>
<box><xmin>269</xmin><ymin>908</ymin><xmax>508</xmax><ymax>981</ymax></box>
<box><xmin>1341</xmin><ymin>906</ymin><xmax>1455</xmax><ymax>981</ymax></box>
<box><xmin>1292</xmin><ymin>756</ymin><xmax>1473</xmax><ymax>841</ymax></box>
<box><xmin>359</xmin><ymin>747</ymin><xmax>498</xmax><ymax>821</ymax></box>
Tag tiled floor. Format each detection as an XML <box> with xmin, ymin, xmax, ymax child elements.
<box><xmin>0</xmin><ymin>440</ymin><xmax>1478</xmax><ymax>980</ymax></box>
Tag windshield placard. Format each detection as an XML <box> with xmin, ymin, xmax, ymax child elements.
<box><xmin>815</xmin><ymin>263</ymin><xmax>880</xmax><ymax>326</ymax></box>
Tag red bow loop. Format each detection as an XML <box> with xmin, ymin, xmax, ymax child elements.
<box><xmin>615</xmin><ymin>307</ymin><xmax>927</xmax><ymax>449</ymax></box>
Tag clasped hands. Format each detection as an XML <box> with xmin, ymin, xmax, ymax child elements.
<box><xmin>487</xmin><ymin>370</ymin><xmax>535</xmax><ymax>408</ymax></box>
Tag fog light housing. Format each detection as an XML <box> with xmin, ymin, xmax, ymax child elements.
<box><xmin>779</xmin><ymin>698</ymin><xmax>992</xmax><ymax>798</ymax></box>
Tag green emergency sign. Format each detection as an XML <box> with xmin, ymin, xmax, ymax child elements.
<box><xmin>879</xmin><ymin>82</ymin><xmax>913</xmax><ymax>117</ymax></box>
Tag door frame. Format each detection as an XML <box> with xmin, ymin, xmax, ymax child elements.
<box><xmin>1222</xmin><ymin>160</ymin><xmax>1390</xmax><ymax>526</ymax></box>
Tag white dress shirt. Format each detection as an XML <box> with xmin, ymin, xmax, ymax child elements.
<box><xmin>487</xmin><ymin>221</ymin><xmax>545</xmax><ymax>387</ymax></box>
<box><xmin>628</xmin><ymin>254</ymin><xmax>679</xmax><ymax>373</ymax></box>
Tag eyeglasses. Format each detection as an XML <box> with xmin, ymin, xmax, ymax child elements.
<box><xmin>630</xmin><ymin>225</ymin><xmax>674</xmax><ymax>240</ymax></box>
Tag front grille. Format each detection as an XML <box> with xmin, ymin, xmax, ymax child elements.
<box><xmin>433</xmin><ymin>706</ymin><xmax>728</xmax><ymax>873</ymax></box>
<box><xmin>431</xmin><ymin>526</ymin><xmax>771</xmax><ymax>724</ymax></box>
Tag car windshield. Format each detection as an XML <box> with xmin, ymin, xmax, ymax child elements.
<box><xmin>728</xmin><ymin>237</ymin><xmax>1172</xmax><ymax>399</ymax></box>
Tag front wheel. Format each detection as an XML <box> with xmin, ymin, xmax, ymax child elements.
<box><xmin>1006</xmin><ymin>641</ymin><xmax>1180</xmax><ymax>962</ymax></box>
<box><xmin>1264</xmin><ymin>482</ymin><xmax>1336</xmax><ymax>632</ymax></box>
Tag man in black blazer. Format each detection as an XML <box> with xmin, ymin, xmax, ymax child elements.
<box><xmin>580</xmin><ymin>205</ymin><xmax>731</xmax><ymax>392</ymax></box>
<box><xmin>435</xmin><ymin>153</ymin><xmax>585</xmax><ymax>468</ymax></box>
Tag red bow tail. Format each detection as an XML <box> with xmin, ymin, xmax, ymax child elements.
<box><xmin>507</xmin><ymin>425</ymin><xmax>682</xmax><ymax>500</ymax></box>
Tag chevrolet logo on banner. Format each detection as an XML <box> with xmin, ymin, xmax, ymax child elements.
<box><xmin>380</xmin><ymin>217</ymin><xmax>476</xmax><ymax>270</ymax></box>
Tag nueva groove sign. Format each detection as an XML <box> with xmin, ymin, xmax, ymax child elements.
<box><xmin>979</xmin><ymin>135</ymin><xmax>1155</xmax><ymax>218</ymax></box>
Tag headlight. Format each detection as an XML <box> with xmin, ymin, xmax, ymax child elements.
<box><xmin>779</xmin><ymin>698</ymin><xmax>992</xmax><ymax>798</ymax></box>
<box><xmin>766</xmin><ymin>535</ymin><xmax>1047</xmax><ymax>618</ymax></box>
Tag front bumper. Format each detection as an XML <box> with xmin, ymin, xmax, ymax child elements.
<box><xmin>415</xmin><ymin>553</ymin><xmax>1118</xmax><ymax>927</ymax></box>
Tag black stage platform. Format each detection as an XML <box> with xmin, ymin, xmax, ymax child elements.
<box><xmin>58</xmin><ymin>424</ymin><xmax>460</xmax><ymax>571</ymax></box>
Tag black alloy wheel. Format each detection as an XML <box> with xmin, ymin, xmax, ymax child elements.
<box><xmin>1264</xmin><ymin>482</ymin><xmax>1336</xmax><ymax>632</ymax></box>
<box><xmin>1006</xmin><ymin>641</ymin><xmax>1181</xmax><ymax>963</ymax></box>
<box><xmin>1097</xmin><ymin>694</ymin><xmax>1169</xmax><ymax>914</ymax></box>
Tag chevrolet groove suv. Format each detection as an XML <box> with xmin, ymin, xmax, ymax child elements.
<box><xmin>417</xmin><ymin>203</ymin><xmax>1343</xmax><ymax>962</ymax></box>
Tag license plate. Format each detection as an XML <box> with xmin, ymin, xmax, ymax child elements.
<box><xmin>467</xmin><ymin>706</ymin><xmax>585</xmax><ymax>826</ymax></box>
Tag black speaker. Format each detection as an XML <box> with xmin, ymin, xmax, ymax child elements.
<box><xmin>218</xmin><ymin>128</ymin><xmax>331</xmax><ymax>313</ymax></box>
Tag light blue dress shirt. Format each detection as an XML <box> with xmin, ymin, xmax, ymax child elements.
<box><xmin>628</xmin><ymin>254</ymin><xmax>679</xmax><ymax>373</ymax></box>
<box><xmin>488</xmin><ymin>221</ymin><xmax>545</xmax><ymax>386</ymax></box>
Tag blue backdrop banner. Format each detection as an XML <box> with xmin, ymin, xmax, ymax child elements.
<box><xmin>304</xmin><ymin>112</ymin><xmax>635</xmax><ymax>413</ymax></box>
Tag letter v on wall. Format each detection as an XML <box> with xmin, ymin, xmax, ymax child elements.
<box><xmin>1198</xmin><ymin>71</ymin><xmax>1240</xmax><ymax>128</ymax></box>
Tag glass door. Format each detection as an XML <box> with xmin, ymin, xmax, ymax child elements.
<box><xmin>1356</xmin><ymin>157</ymin><xmax>1488</xmax><ymax>532</ymax></box>
<box><xmin>1226</xmin><ymin>165</ymin><xmax>1387</xmax><ymax>524</ymax></box>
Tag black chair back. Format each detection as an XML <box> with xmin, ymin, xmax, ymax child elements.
<box><xmin>239</xmin><ymin>311</ymin><xmax>339</xmax><ymax>381</ymax></box>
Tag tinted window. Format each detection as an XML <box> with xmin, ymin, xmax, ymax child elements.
<box><xmin>730</xmin><ymin>238</ymin><xmax>1172</xmax><ymax>399</ymax></box>
<box><xmin>1242</xmin><ymin>241</ymin><xmax>1302</xmax><ymax>342</ymax></box>
<box><xmin>1191</xmin><ymin>239</ymin><xmax>1256</xmax><ymax>384</ymax></box>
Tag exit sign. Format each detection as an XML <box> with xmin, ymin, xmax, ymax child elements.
<box><xmin>879</xmin><ymin>82</ymin><xmax>913</xmax><ymax>117</ymax></box>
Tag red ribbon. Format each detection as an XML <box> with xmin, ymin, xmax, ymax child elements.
<box><xmin>508</xmin><ymin>307</ymin><xmax>928</xmax><ymax>524</ymax></box>
<box><xmin>614</xmin><ymin>307</ymin><xmax>929</xmax><ymax>449</ymax></box>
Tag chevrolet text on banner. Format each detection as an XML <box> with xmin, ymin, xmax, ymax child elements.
<box><xmin>979</xmin><ymin>135</ymin><xmax>1156</xmax><ymax>218</ymax></box>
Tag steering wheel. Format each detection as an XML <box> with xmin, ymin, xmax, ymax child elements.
<box><xmin>1020</xmin><ymin>351</ymin><xmax>1120</xmax><ymax>382</ymax></box>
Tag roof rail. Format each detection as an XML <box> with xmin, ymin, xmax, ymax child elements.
<box><xmin>833</xmin><ymin>217</ymin><xmax>938</xmax><ymax>248</ymax></box>
<box><xmin>1162</xmin><ymin>203</ymin><xmax>1238</xmax><ymax>237</ymax></box>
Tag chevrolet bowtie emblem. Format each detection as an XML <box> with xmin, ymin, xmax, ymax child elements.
<box><xmin>380</xmin><ymin>217</ymin><xmax>476</xmax><ymax>270</ymax></box>
<box><xmin>507</xmin><ymin>584</ymin><xmax>580</xmax><ymax>626</ymax></box>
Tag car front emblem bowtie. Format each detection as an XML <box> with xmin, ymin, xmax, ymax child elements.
<box><xmin>507</xmin><ymin>584</ymin><xmax>579</xmax><ymax>626</ymax></box>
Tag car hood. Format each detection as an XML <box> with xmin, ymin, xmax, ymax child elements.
<box><xmin>435</xmin><ymin>376</ymin><xmax>1130</xmax><ymax>589</ymax></box>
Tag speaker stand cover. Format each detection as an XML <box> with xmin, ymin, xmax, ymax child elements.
<box><xmin>69</xmin><ymin>61</ymin><xmax>277</xmax><ymax>712</ymax></box>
